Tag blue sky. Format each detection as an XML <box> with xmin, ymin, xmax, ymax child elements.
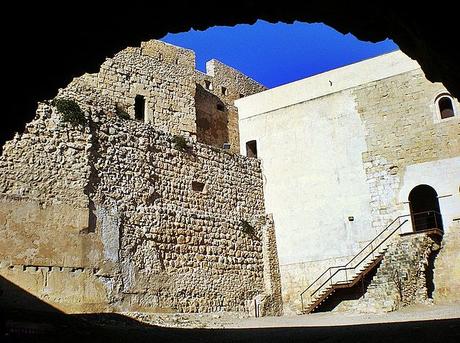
<box><xmin>162</xmin><ymin>20</ymin><xmax>398</xmax><ymax>89</ymax></box>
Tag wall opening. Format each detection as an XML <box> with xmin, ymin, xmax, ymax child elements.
<box><xmin>134</xmin><ymin>95</ymin><xmax>145</xmax><ymax>121</ymax></box>
<box><xmin>408</xmin><ymin>184</ymin><xmax>443</xmax><ymax>232</ymax></box>
<box><xmin>221</xmin><ymin>86</ymin><xmax>228</xmax><ymax>95</ymax></box>
<box><xmin>436</xmin><ymin>94</ymin><xmax>456</xmax><ymax>119</ymax></box>
<box><xmin>192</xmin><ymin>181</ymin><xmax>205</xmax><ymax>192</ymax></box>
<box><xmin>246</xmin><ymin>140</ymin><xmax>257</xmax><ymax>158</ymax></box>
<box><xmin>204</xmin><ymin>80</ymin><xmax>212</xmax><ymax>90</ymax></box>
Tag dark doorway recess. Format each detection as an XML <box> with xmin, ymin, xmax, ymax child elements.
<box><xmin>408</xmin><ymin>184</ymin><xmax>443</xmax><ymax>232</ymax></box>
<box><xmin>135</xmin><ymin>95</ymin><xmax>145</xmax><ymax>121</ymax></box>
<box><xmin>246</xmin><ymin>140</ymin><xmax>257</xmax><ymax>158</ymax></box>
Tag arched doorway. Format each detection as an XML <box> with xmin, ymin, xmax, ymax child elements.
<box><xmin>408</xmin><ymin>184</ymin><xmax>443</xmax><ymax>232</ymax></box>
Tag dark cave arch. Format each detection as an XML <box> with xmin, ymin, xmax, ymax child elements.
<box><xmin>2</xmin><ymin>3</ymin><xmax>459</xmax><ymax>149</ymax></box>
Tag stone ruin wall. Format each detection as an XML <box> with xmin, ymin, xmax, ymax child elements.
<box><xmin>0</xmin><ymin>40</ymin><xmax>281</xmax><ymax>315</ymax></box>
<box><xmin>61</xmin><ymin>40</ymin><xmax>265</xmax><ymax>153</ymax></box>
<box><xmin>0</xmin><ymin>102</ymin><xmax>280</xmax><ymax>314</ymax></box>
<box><xmin>60</xmin><ymin>40</ymin><xmax>197</xmax><ymax>137</ymax></box>
<box><xmin>195</xmin><ymin>60</ymin><xmax>266</xmax><ymax>153</ymax></box>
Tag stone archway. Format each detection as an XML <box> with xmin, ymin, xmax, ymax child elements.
<box><xmin>408</xmin><ymin>184</ymin><xmax>444</xmax><ymax>232</ymax></box>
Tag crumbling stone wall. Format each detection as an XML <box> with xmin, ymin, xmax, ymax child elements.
<box><xmin>195</xmin><ymin>60</ymin><xmax>266</xmax><ymax>153</ymax></box>
<box><xmin>260</xmin><ymin>214</ymin><xmax>283</xmax><ymax>316</ymax></box>
<box><xmin>433</xmin><ymin>220</ymin><xmax>460</xmax><ymax>303</ymax></box>
<box><xmin>60</xmin><ymin>40</ymin><xmax>265</xmax><ymax>154</ymax></box>
<box><xmin>60</xmin><ymin>40</ymin><xmax>197</xmax><ymax>136</ymax></box>
<box><xmin>91</xmin><ymin>113</ymin><xmax>269</xmax><ymax>313</ymax></box>
<box><xmin>354</xmin><ymin>233</ymin><xmax>441</xmax><ymax>312</ymax></box>
<box><xmin>0</xmin><ymin>104</ymin><xmax>104</xmax><ymax>268</ymax></box>
<box><xmin>0</xmin><ymin>98</ymin><xmax>281</xmax><ymax>314</ymax></box>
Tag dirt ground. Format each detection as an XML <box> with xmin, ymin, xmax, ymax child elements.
<box><xmin>3</xmin><ymin>303</ymin><xmax>460</xmax><ymax>342</ymax></box>
<box><xmin>124</xmin><ymin>302</ymin><xmax>460</xmax><ymax>329</ymax></box>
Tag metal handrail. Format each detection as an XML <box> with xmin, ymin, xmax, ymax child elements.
<box><xmin>300</xmin><ymin>215</ymin><xmax>408</xmax><ymax>298</ymax></box>
<box><xmin>300</xmin><ymin>211</ymin><xmax>426</xmax><ymax>310</ymax></box>
<box><xmin>300</xmin><ymin>210</ymin><xmax>443</xmax><ymax>311</ymax></box>
<box><xmin>308</xmin><ymin>219</ymin><xmax>408</xmax><ymax>298</ymax></box>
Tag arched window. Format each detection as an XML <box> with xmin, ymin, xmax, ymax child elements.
<box><xmin>436</xmin><ymin>94</ymin><xmax>456</xmax><ymax>119</ymax></box>
<box><xmin>408</xmin><ymin>184</ymin><xmax>443</xmax><ymax>232</ymax></box>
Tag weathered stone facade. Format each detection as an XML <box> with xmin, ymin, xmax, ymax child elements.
<box><xmin>60</xmin><ymin>40</ymin><xmax>265</xmax><ymax>153</ymax></box>
<box><xmin>237</xmin><ymin>50</ymin><xmax>460</xmax><ymax>313</ymax></box>
<box><xmin>195</xmin><ymin>60</ymin><xmax>266</xmax><ymax>152</ymax></box>
<box><xmin>0</xmin><ymin>41</ymin><xmax>280</xmax><ymax>315</ymax></box>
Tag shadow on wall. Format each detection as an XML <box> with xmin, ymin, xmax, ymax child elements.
<box><xmin>2</xmin><ymin>276</ymin><xmax>460</xmax><ymax>343</ymax></box>
<box><xmin>195</xmin><ymin>84</ymin><xmax>229</xmax><ymax>148</ymax></box>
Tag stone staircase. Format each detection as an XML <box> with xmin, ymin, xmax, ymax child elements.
<box><xmin>300</xmin><ymin>216</ymin><xmax>410</xmax><ymax>314</ymax></box>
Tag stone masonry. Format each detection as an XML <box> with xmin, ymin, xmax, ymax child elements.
<box><xmin>0</xmin><ymin>40</ymin><xmax>281</xmax><ymax>315</ymax></box>
<box><xmin>352</xmin><ymin>233</ymin><xmax>441</xmax><ymax>312</ymax></box>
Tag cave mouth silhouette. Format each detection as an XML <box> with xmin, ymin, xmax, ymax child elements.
<box><xmin>2</xmin><ymin>276</ymin><xmax>460</xmax><ymax>343</ymax></box>
<box><xmin>2</xmin><ymin>3</ymin><xmax>459</xmax><ymax>151</ymax></box>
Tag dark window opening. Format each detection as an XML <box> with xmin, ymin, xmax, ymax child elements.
<box><xmin>408</xmin><ymin>184</ymin><xmax>443</xmax><ymax>232</ymax></box>
<box><xmin>246</xmin><ymin>140</ymin><xmax>257</xmax><ymax>158</ymax></box>
<box><xmin>438</xmin><ymin>96</ymin><xmax>455</xmax><ymax>119</ymax></box>
<box><xmin>239</xmin><ymin>93</ymin><xmax>245</xmax><ymax>98</ymax></box>
<box><xmin>192</xmin><ymin>181</ymin><xmax>205</xmax><ymax>192</ymax></box>
<box><xmin>135</xmin><ymin>95</ymin><xmax>145</xmax><ymax>121</ymax></box>
<box><xmin>216</xmin><ymin>103</ymin><xmax>225</xmax><ymax>111</ymax></box>
<box><xmin>204</xmin><ymin>80</ymin><xmax>212</xmax><ymax>90</ymax></box>
<box><xmin>221</xmin><ymin>86</ymin><xmax>228</xmax><ymax>95</ymax></box>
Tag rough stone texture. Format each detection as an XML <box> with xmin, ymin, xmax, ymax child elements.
<box><xmin>0</xmin><ymin>41</ymin><xmax>280</xmax><ymax>315</ymax></box>
<box><xmin>355</xmin><ymin>68</ymin><xmax>460</xmax><ymax>232</ymax></box>
<box><xmin>349</xmin><ymin>233</ymin><xmax>441</xmax><ymax>313</ymax></box>
<box><xmin>59</xmin><ymin>40</ymin><xmax>265</xmax><ymax>153</ymax></box>
<box><xmin>0</xmin><ymin>105</ymin><xmax>278</xmax><ymax>313</ymax></box>
<box><xmin>260</xmin><ymin>214</ymin><xmax>283</xmax><ymax>316</ymax></box>
<box><xmin>60</xmin><ymin>40</ymin><xmax>197</xmax><ymax>136</ymax></box>
<box><xmin>195</xmin><ymin>61</ymin><xmax>266</xmax><ymax>153</ymax></box>
<box><xmin>433</xmin><ymin>220</ymin><xmax>460</xmax><ymax>303</ymax></box>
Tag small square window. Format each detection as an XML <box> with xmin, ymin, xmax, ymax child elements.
<box><xmin>192</xmin><ymin>181</ymin><xmax>205</xmax><ymax>192</ymax></box>
<box><xmin>246</xmin><ymin>140</ymin><xmax>257</xmax><ymax>158</ymax></box>
<box><xmin>221</xmin><ymin>86</ymin><xmax>228</xmax><ymax>95</ymax></box>
<box><xmin>204</xmin><ymin>80</ymin><xmax>212</xmax><ymax>90</ymax></box>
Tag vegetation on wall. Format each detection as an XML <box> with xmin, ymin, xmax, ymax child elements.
<box><xmin>116</xmin><ymin>104</ymin><xmax>130</xmax><ymax>120</ymax></box>
<box><xmin>172</xmin><ymin>135</ymin><xmax>189</xmax><ymax>151</ymax></box>
<box><xmin>53</xmin><ymin>98</ymin><xmax>86</xmax><ymax>126</ymax></box>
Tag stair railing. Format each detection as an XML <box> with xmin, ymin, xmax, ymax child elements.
<box><xmin>300</xmin><ymin>214</ymin><xmax>411</xmax><ymax>312</ymax></box>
